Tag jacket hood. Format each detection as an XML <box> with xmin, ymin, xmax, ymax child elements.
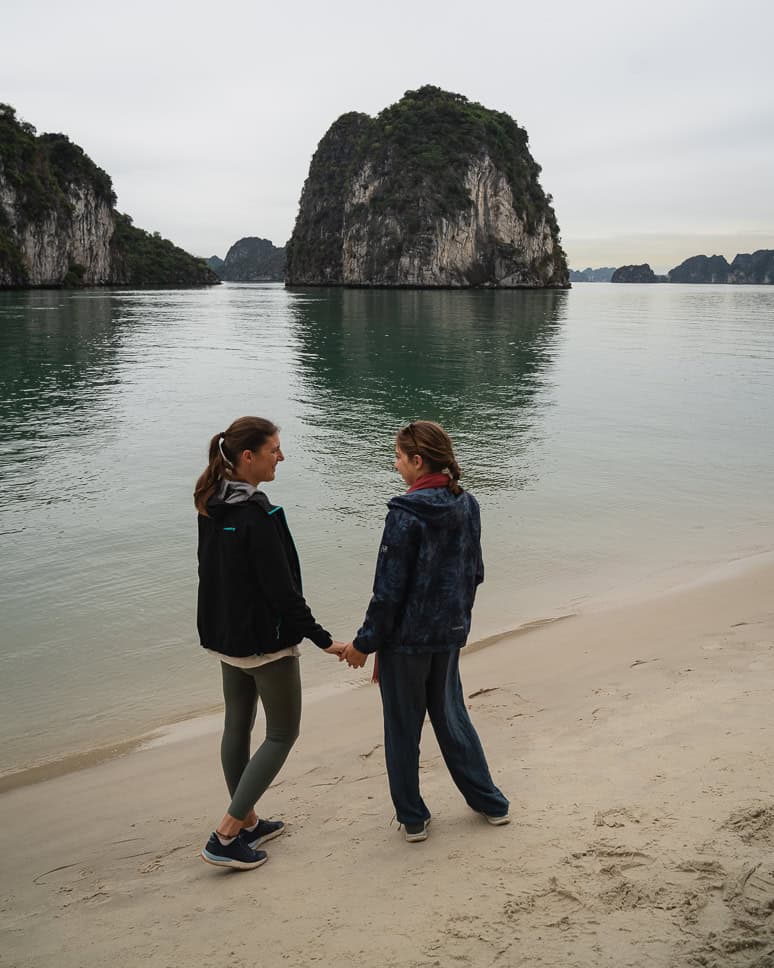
<box><xmin>388</xmin><ymin>487</ymin><xmax>469</xmax><ymax>526</ymax></box>
<box><xmin>205</xmin><ymin>481</ymin><xmax>273</xmax><ymax>519</ymax></box>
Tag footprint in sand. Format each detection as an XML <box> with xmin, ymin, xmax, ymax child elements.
<box><xmin>570</xmin><ymin>841</ymin><xmax>651</xmax><ymax>867</ymax></box>
<box><xmin>504</xmin><ymin>878</ymin><xmax>585</xmax><ymax>928</ymax></box>
<box><xmin>686</xmin><ymin>855</ymin><xmax>774</xmax><ymax>965</ymax></box>
<box><xmin>593</xmin><ymin>806</ymin><xmax>642</xmax><ymax>829</ymax></box>
<box><xmin>723</xmin><ymin>803</ymin><xmax>774</xmax><ymax>846</ymax></box>
<box><xmin>738</xmin><ymin>854</ymin><xmax>774</xmax><ymax>915</ymax></box>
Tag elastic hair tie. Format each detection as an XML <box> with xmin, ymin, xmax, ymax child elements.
<box><xmin>218</xmin><ymin>435</ymin><xmax>233</xmax><ymax>467</ymax></box>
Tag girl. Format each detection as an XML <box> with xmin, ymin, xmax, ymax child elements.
<box><xmin>194</xmin><ymin>416</ymin><xmax>342</xmax><ymax>869</ymax></box>
<box><xmin>342</xmin><ymin>421</ymin><xmax>509</xmax><ymax>842</ymax></box>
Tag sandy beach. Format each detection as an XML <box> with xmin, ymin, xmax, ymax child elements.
<box><xmin>2</xmin><ymin>557</ymin><xmax>774</xmax><ymax>968</ymax></box>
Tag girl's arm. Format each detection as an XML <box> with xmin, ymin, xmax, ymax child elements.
<box><xmin>353</xmin><ymin>508</ymin><xmax>419</xmax><ymax>654</ymax></box>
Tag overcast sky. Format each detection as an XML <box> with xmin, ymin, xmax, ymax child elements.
<box><xmin>4</xmin><ymin>0</ymin><xmax>773</xmax><ymax>272</ymax></box>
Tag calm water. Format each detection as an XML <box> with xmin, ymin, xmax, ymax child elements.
<box><xmin>1</xmin><ymin>283</ymin><xmax>773</xmax><ymax>776</ymax></box>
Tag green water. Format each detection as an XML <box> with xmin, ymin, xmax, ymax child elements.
<box><xmin>1</xmin><ymin>283</ymin><xmax>773</xmax><ymax>775</ymax></box>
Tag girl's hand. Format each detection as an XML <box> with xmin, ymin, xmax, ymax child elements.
<box><xmin>342</xmin><ymin>643</ymin><xmax>367</xmax><ymax>668</ymax></box>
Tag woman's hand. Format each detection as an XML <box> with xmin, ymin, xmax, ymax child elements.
<box><xmin>324</xmin><ymin>641</ymin><xmax>347</xmax><ymax>656</ymax></box>
<box><xmin>342</xmin><ymin>643</ymin><xmax>367</xmax><ymax>668</ymax></box>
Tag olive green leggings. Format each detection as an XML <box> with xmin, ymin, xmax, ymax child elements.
<box><xmin>220</xmin><ymin>656</ymin><xmax>301</xmax><ymax>820</ymax></box>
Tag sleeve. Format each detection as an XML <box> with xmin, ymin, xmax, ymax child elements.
<box><xmin>471</xmin><ymin>496</ymin><xmax>485</xmax><ymax>588</ymax></box>
<box><xmin>251</xmin><ymin>519</ymin><xmax>332</xmax><ymax>650</ymax></box>
<box><xmin>353</xmin><ymin>507</ymin><xmax>420</xmax><ymax>654</ymax></box>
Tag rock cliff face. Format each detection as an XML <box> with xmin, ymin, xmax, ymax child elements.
<box><xmin>0</xmin><ymin>179</ymin><xmax>115</xmax><ymax>286</ymax></box>
<box><xmin>0</xmin><ymin>104</ymin><xmax>218</xmax><ymax>288</ymax></box>
<box><xmin>221</xmin><ymin>237</ymin><xmax>286</xmax><ymax>281</ymax></box>
<box><xmin>286</xmin><ymin>87</ymin><xmax>568</xmax><ymax>289</ymax></box>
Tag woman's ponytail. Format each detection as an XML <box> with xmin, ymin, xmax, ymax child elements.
<box><xmin>444</xmin><ymin>457</ymin><xmax>463</xmax><ymax>496</ymax></box>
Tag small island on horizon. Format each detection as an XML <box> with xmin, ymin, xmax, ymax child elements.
<box><xmin>572</xmin><ymin>250</ymin><xmax>774</xmax><ymax>285</ymax></box>
<box><xmin>207</xmin><ymin>238</ymin><xmax>286</xmax><ymax>282</ymax></box>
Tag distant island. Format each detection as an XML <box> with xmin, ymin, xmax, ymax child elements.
<box><xmin>206</xmin><ymin>255</ymin><xmax>225</xmax><ymax>276</ymax></box>
<box><xmin>609</xmin><ymin>251</ymin><xmax>774</xmax><ymax>285</ymax></box>
<box><xmin>286</xmin><ymin>86</ymin><xmax>568</xmax><ymax>289</ymax></box>
<box><xmin>569</xmin><ymin>267</ymin><xmax>616</xmax><ymax>282</ymax></box>
<box><xmin>611</xmin><ymin>264</ymin><xmax>668</xmax><ymax>284</ymax></box>
<box><xmin>208</xmin><ymin>238</ymin><xmax>286</xmax><ymax>282</ymax></box>
<box><xmin>0</xmin><ymin>104</ymin><xmax>219</xmax><ymax>289</ymax></box>
<box><xmin>668</xmin><ymin>251</ymin><xmax>774</xmax><ymax>284</ymax></box>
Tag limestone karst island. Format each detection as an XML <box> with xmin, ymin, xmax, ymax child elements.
<box><xmin>286</xmin><ymin>86</ymin><xmax>569</xmax><ymax>289</ymax></box>
<box><xmin>0</xmin><ymin>104</ymin><xmax>218</xmax><ymax>289</ymax></box>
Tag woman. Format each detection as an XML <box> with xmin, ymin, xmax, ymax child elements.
<box><xmin>342</xmin><ymin>421</ymin><xmax>509</xmax><ymax>842</ymax></box>
<box><xmin>194</xmin><ymin>416</ymin><xmax>343</xmax><ymax>869</ymax></box>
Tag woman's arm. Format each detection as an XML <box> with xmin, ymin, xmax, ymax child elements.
<box><xmin>251</xmin><ymin>520</ymin><xmax>332</xmax><ymax>649</ymax></box>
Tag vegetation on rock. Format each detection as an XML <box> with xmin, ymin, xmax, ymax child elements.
<box><xmin>0</xmin><ymin>104</ymin><xmax>115</xmax><ymax>224</ymax></box>
<box><xmin>110</xmin><ymin>214</ymin><xmax>219</xmax><ymax>287</ymax></box>
<box><xmin>357</xmin><ymin>87</ymin><xmax>555</xmax><ymax>232</ymax></box>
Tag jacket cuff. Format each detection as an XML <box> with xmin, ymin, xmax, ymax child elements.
<box><xmin>352</xmin><ymin>635</ymin><xmax>376</xmax><ymax>655</ymax></box>
<box><xmin>312</xmin><ymin>629</ymin><xmax>333</xmax><ymax>650</ymax></box>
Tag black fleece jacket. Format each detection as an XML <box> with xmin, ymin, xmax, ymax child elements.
<box><xmin>197</xmin><ymin>489</ymin><xmax>332</xmax><ymax>657</ymax></box>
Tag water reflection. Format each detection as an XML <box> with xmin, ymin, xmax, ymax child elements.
<box><xmin>0</xmin><ymin>291</ymin><xmax>124</xmax><ymax>516</ymax></box>
<box><xmin>288</xmin><ymin>288</ymin><xmax>567</xmax><ymax>497</ymax></box>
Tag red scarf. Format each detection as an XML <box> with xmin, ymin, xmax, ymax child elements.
<box><xmin>407</xmin><ymin>472</ymin><xmax>450</xmax><ymax>493</ymax></box>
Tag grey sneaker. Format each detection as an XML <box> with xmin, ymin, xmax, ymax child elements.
<box><xmin>483</xmin><ymin>812</ymin><xmax>510</xmax><ymax>826</ymax></box>
<box><xmin>404</xmin><ymin>819</ymin><xmax>431</xmax><ymax>843</ymax></box>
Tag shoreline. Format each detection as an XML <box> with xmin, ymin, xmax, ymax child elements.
<box><xmin>3</xmin><ymin>546</ymin><xmax>773</xmax><ymax>795</ymax></box>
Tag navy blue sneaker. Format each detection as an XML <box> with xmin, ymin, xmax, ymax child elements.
<box><xmin>201</xmin><ymin>832</ymin><xmax>268</xmax><ymax>870</ymax></box>
<box><xmin>241</xmin><ymin>819</ymin><xmax>285</xmax><ymax>849</ymax></box>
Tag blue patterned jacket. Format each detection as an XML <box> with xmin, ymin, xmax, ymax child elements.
<box><xmin>353</xmin><ymin>487</ymin><xmax>485</xmax><ymax>654</ymax></box>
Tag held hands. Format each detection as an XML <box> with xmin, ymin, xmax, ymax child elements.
<box><xmin>324</xmin><ymin>639</ymin><xmax>368</xmax><ymax>671</ymax></box>
<box><xmin>341</xmin><ymin>642</ymin><xmax>367</xmax><ymax>668</ymax></box>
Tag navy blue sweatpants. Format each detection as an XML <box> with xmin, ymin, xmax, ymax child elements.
<box><xmin>377</xmin><ymin>648</ymin><xmax>509</xmax><ymax>826</ymax></box>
